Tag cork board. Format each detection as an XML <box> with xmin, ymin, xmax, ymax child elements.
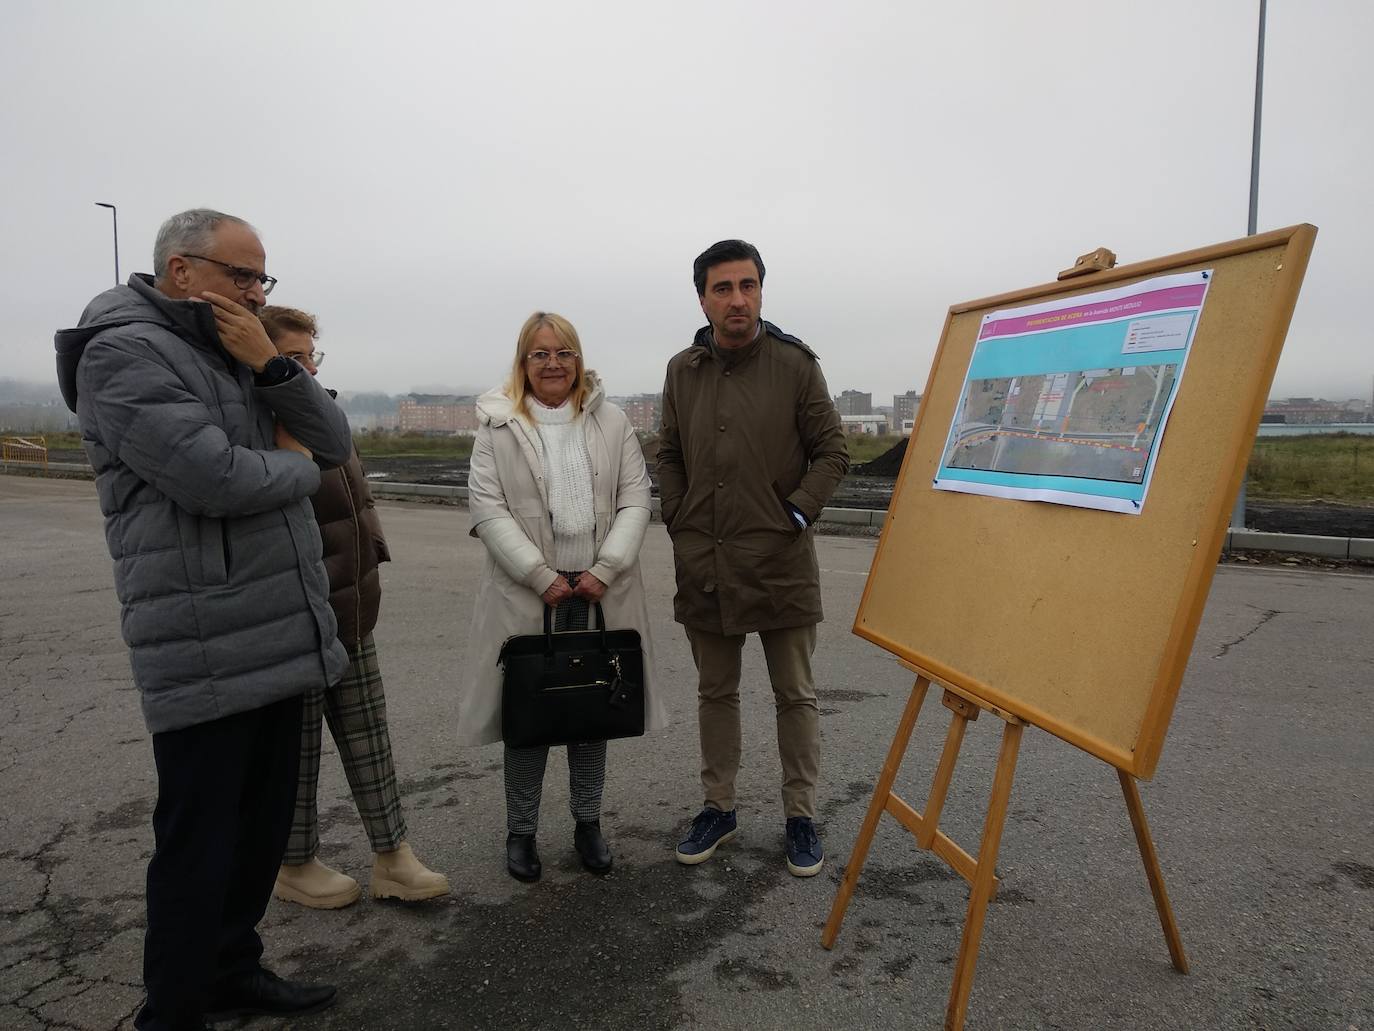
<box><xmin>854</xmin><ymin>226</ymin><xmax>1316</xmax><ymax>778</ymax></box>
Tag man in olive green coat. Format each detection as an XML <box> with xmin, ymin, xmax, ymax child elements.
<box><xmin>658</xmin><ymin>239</ymin><xmax>849</xmax><ymax>877</ymax></box>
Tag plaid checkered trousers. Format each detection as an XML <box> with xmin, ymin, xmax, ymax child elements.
<box><xmin>284</xmin><ymin>634</ymin><xmax>407</xmax><ymax>862</ymax></box>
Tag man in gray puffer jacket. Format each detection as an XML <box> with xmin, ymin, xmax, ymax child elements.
<box><xmin>55</xmin><ymin>209</ymin><xmax>351</xmax><ymax>1031</ymax></box>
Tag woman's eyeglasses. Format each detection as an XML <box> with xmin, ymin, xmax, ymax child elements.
<box><xmin>526</xmin><ymin>349</ymin><xmax>578</xmax><ymax>365</ymax></box>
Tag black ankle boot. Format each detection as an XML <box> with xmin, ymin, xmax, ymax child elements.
<box><xmin>506</xmin><ymin>833</ymin><xmax>541</xmax><ymax>882</ymax></box>
<box><xmin>574</xmin><ymin>820</ymin><xmax>613</xmax><ymax>874</ymax></box>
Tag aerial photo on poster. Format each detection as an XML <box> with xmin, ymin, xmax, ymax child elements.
<box><xmin>934</xmin><ymin>270</ymin><xmax>1212</xmax><ymax>514</ymax></box>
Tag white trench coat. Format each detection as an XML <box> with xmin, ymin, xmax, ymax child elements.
<box><xmin>456</xmin><ymin>375</ymin><xmax>667</xmax><ymax>746</ymax></box>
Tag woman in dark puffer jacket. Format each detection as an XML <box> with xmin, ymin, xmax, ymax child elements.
<box><xmin>261</xmin><ymin>306</ymin><xmax>449</xmax><ymax>908</ymax></box>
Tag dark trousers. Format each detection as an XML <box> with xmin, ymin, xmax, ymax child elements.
<box><xmin>135</xmin><ymin>695</ymin><xmax>304</xmax><ymax>1031</ymax></box>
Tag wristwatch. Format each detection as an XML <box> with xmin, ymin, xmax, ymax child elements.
<box><xmin>255</xmin><ymin>354</ymin><xmax>296</xmax><ymax>386</ymax></box>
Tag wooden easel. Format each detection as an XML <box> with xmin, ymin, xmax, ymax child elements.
<box><xmin>826</xmin><ymin>230</ymin><xmax>1317</xmax><ymax>1028</ymax></box>
<box><xmin>821</xmin><ymin>674</ymin><xmax>1189</xmax><ymax>1031</ymax></box>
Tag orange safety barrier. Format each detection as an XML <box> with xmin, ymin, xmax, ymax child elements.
<box><xmin>1</xmin><ymin>436</ymin><xmax>48</xmax><ymax>472</ymax></box>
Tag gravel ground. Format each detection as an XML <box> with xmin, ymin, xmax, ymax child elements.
<box><xmin>4</xmin><ymin>476</ymin><xmax>1373</xmax><ymax>1031</ymax></box>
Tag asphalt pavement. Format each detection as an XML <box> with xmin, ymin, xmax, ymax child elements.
<box><xmin>1</xmin><ymin>476</ymin><xmax>1371</xmax><ymax>1031</ymax></box>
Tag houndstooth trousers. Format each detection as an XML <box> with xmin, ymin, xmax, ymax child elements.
<box><xmin>504</xmin><ymin>591</ymin><xmax>608</xmax><ymax>836</ymax></box>
<box><xmin>284</xmin><ymin>634</ymin><xmax>407</xmax><ymax>863</ymax></box>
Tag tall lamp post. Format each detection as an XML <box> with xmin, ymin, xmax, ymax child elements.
<box><xmin>1248</xmin><ymin>0</ymin><xmax>1266</xmax><ymax>241</ymax></box>
<box><xmin>1232</xmin><ymin>0</ymin><xmax>1266</xmax><ymax>530</ymax></box>
<box><xmin>95</xmin><ymin>202</ymin><xmax>120</xmax><ymax>285</ymax></box>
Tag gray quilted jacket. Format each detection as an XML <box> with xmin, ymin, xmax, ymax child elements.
<box><xmin>55</xmin><ymin>275</ymin><xmax>352</xmax><ymax>733</ymax></box>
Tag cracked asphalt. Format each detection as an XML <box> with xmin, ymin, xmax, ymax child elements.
<box><xmin>2</xmin><ymin>475</ymin><xmax>1371</xmax><ymax>1031</ymax></box>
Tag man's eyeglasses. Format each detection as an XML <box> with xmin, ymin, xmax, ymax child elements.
<box><xmin>182</xmin><ymin>254</ymin><xmax>278</xmax><ymax>295</ymax></box>
<box><xmin>526</xmin><ymin>349</ymin><xmax>578</xmax><ymax>365</ymax></box>
<box><xmin>283</xmin><ymin>350</ymin><xmax>325</xmax><ymax>367</ymax></box>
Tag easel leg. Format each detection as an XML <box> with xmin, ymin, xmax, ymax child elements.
<box><xmin>1118</xmin><ymin>770</ymin><xmax>1189</xmax><ymax>974</ymax></box>
<box><xmin>917</xmin><ymin>692</ymin><xmax>978</xmax><ymax>850</ymax></box>
<box><xmin>945</xmin><ymin>720</ymin><xmax>1023</xmax><ymax>1031</ymax></box>
<box><xmin>821</xmin><ymin>677</ymin><xmax>931</xmax><ymax>949</ymax></box>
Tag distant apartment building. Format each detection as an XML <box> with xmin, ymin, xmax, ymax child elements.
<box><xmin>839</xmin><ymin>414</ymin><xmax>889</xmax><ymax>435</ymax></box>
<box><xmin>398</xmin><ymin>394</ymin><xmax>477</xmax><ymax>434</ymax></box>
<box><xmin>834</xmin><ymin>390</ymin><xmax>872</xmax><ymax>416</ymax></box>
<box><xmin>614</xmin><ymin>393</ymin><xmax>661</xmax><ymax>433</ymax></box>
<box><xmin>343</xmin><ymin>410</ymin><xmax>400</xmax><ymax>432</ymax></box>
<box><xmin>893</xmin><ymin>390</ymin><xmax>922</xmax><ymax>428</ymax></box>
<box><xmin>1263</xmin><ymin>397</ymin><xmax>1371</xmax><ymax>425</ymax></box>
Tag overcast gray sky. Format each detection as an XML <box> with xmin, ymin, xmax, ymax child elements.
<box><xmin>2</xmin><ymin>0</ymin><xmax>1369</xmax><ymax>404</ymax></box>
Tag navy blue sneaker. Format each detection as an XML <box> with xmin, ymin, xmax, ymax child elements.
<box><xmin>675</xmin><ymin>807</ymin><xmax>738</xmax><ymax>865</ymax></box>
<box><xmin>785</xmin><ymin>816</ymin><xmax>824</xmax><ymax>877</ymax></box>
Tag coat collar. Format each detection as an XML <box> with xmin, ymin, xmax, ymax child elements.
<box><xmin>476</xmin><ymin>370</ymin><xmax>606</xmax><ymax>514</ymax></box>
<box><xmin>476</xmin><ymin>369</ymin><xmax>604</xmax><ymax>428</ymax></box>
<box><xmin>686</xmin><ymin>320</ymin><xmax>816</xmax><ymax>368</ymax></box>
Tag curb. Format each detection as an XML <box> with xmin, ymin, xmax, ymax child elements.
<box><xmin>6</xmin><ymin>465</ymin><xmax>1371</xmax><ymax>561</ymax></box>
<box><xmin>1</xmin><ymin>460</ymin><xmax>96</xmax><ymax>480</ymax></box>
<box><xmin>1226</xmin><ymin>529</ymin><xmax>1374</xmax><ymax>561</ymax></box>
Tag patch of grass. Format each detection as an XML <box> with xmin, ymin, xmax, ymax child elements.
<box><xmin>18</xmin><ymin>425</ymin><xmax>1371</xmax><ymax>503</ymax></box>
<box><xmin>1247</xmin><ymin>433</ymin><xmax>1374</xmax><ymax>502</ymax></box>
<box><xmin>2</xmin><ymin>430</ymin><xmax>82</xmax><ymax>450</ymax></box>
<box><xmin>845</xmin><ymin>434</ymin><xmax>903</xmax><ymax>465</ymax></box>
<box><xmin>353</xmin><ymin>431</ymin><xmax>473</xmax><ymax>460</ymax></box>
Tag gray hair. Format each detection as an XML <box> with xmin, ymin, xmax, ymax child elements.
<box><xmin>152</xmin><ymin>208</ymin><xmax>256</xmax><ymax>279</ymax></box>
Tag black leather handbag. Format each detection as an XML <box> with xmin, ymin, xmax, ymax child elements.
<box><xmin>499</xmin><ymin>602</ymin><xmax>645</xmax><ymax>748</ymax></box>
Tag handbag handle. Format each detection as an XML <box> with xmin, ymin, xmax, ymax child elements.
<box><xmin>541</xmin><ymin>601</ymin><xmax>609</xmax><ymax>654</ymax></box>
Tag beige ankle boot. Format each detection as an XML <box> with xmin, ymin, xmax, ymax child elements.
<box><xmin>274</xmin><ymin>857</ymin><xmax>361</xmax><ymax>909</ymax></box>
<box><xmin>371</xmin><ymin>842</ymin><xmax>451</xmax><ymax>902</ymax></box>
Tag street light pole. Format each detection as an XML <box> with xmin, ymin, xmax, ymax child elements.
<box><xmin>1248</xmin><ymin>0</ymin><xmax>1266</xmax><ymax>238</ymax></box>
<box><xmin>1232</xmin><ymin>0</ymin><xmax>1266</xmax><ymax>530</ymax></box>
<box><xmin>94</xmin><ymin>202</ymin><xmax>120</xmax><ymax>284</ymax></box>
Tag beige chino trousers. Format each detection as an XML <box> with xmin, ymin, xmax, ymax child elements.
<box><xmin>686</xmin><ymin>623</ymin><xmax>820</xmax><ymax>819</ymax></box>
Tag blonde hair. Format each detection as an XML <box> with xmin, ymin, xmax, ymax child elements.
<box><xmin>259</xmin><ymin>305</ymin><xmax>317</xmax><ymax>343</ymax></box>
<box><xmin>507</xmin><ymin>311</ymin><xmax>591</xmax><ymax>416</ymax></box>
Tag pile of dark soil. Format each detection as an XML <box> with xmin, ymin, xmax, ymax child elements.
<box><xmin>853</xmin><ymin>437</ymin><xmax>908</xmax><ymax>477</ymax></box>
<box><xmin>1244</xmin><ymin>500</ymin><xmax>1374</xmax><ymax>539</ymax></box>
<box><xmin>361</xmin><ymin>455</ymin><xmax>469</xmax><ymax>486</ymax></box>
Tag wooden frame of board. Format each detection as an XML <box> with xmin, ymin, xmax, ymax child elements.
<box><xmin>853</xmin><ymin>224</ymin><xmax>1317</xmax><ymax>779</ymax></box>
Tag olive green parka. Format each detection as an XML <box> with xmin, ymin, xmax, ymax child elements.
<box><xmin>657</xmin><ymin>321</ymin><xmax>849</xmax><ymax>635</ymax></box>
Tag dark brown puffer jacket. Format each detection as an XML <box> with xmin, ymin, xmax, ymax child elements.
<box><xmin>311</xmin><ymin>448</ymin><xmax>390</xmax><ymax>650</ymax></box>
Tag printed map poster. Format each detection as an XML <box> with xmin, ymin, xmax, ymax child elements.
<box><xmin>933</xmin><ymin>270</ymin><xmax>1212</xmax><ymax>515</ymax></box>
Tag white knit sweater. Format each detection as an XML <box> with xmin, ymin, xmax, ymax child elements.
<box><xmin>528</xmin><ymin>398</ymin><xmax>596</xmax><ymax>571</ymax></box>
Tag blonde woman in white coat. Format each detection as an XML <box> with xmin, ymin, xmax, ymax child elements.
<box><xmin>458</xmin><ymin>311</ymin><xmax>667</xmax><ymax>882</ymax></box>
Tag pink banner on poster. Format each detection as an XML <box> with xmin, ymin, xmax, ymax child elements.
<box><xmin>978</xmin><ymin>283</ymin><xmax>1209</xmax><ymax>341</ymax></box>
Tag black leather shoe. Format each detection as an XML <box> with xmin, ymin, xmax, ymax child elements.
<box><xmin>132</xmin><ymin>1007</ymin><xmax>211</xmax><ymax>1030</ymax></box>
<box><xmin>206</xmin><ymin>968</ymin><xmax>336</xmax><ymax>1020</ymax></box>
<box><xmin>506</xmin><ymin>833</ymin><xmax>541</xmax><ymax>882</ymax></box>
<box><xmin>574</xmin><ymin>820</ymin><xmax>613</xmax><ymax>874</ymax></box>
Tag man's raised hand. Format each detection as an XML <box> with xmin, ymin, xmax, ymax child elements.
<box><xmin>202</xmin><ymin>291</ymin><xmax>277</xmax><ymax>372</ymax></box>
